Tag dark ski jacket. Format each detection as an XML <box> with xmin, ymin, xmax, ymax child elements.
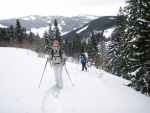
<box><xmin>79</xmin><ymin>54</ymin><xmax>88</xmax><ymax>63</ymax></box>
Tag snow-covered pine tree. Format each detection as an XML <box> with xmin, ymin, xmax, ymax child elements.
<box><xmin>87</xmin><ymin>32</ymin><xmax>102</xmax><ymax>67</ymax></box>
<box><xmin>91</xmin><ymin>32</ymin><xmax>99</xmax><ymax>56</ymax></box>
<box><xmin>97</xmin><ymin>31</ymin><xmax>106</xmax><ymax>70</ymax></box>
<box><xmin>107</xmin><ymin>35</ymin><xmax>117</xmax><ymax>74</ymax></box>
<box><xmin>124</xmin><ymin>0</ymin><xmax>150</xmax><ymax>94</ymax></box>
<box><xmin>107</xmin><ymin>7</ymin><xmax>127</xmax><ymax>77</ymax></box>
<box><xmin>29</xmin><ymin>29</ymin><xmax>35</xmax><ymax>44</ymax></box>
<box><xmin>34</xmin><ymin>32</ymin><xmax>41</xmax><ymax>51</ymax></box>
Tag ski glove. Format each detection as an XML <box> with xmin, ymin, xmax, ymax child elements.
<box><xmin>63</xmin><ymin>58</ymin><xmax>66</xmax><ymax>65</ymax></box>
<box><xmin>63</xmin><ymin>62</ymin><xmax>66</xmax><ymax>65</ymax></box>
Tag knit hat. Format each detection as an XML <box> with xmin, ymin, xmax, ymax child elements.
<box><xmin>53</xmin><ymin>40</ymin><xmax>59</xmax><ymax>45</ymax></box>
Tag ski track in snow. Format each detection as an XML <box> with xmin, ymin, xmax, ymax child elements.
<box><xmin>0</xmin><ymin>47</ymin><xmax>150</xmax><ymax>113</ymax></box>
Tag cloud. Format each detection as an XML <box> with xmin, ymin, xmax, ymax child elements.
<box><xmin>0</xmin><ymin>0</ymin><xmax>126</xmax><ymax>19</ymax></box>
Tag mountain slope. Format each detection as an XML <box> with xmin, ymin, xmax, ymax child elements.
<box><xmin>0</xmin><ymin>15</ymin><xmax>100</xmax><ymax>36</ymax></box>
<box><xmin>62</xmin><ymin>16</ymin><xmax>116</xmax><ymax>40</ymax></box>
<box><xmin>0</xmin><ymin>47</ymin><xmax>150</xmax><ymax>113</ymax></box>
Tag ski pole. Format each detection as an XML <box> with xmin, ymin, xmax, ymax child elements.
<box><xmin>77</xmin><ymin>56</ymin><xmax>80</xmax><ymax>70</ymax></box>
<box><xmin>64</xmin><ymin>66</ymin><xmax>74</xmax><ymax>86</ymax></box>
<box><xmin>38</xmin><ymin>59</ymin><xmax>48</xmax><ymax>89</ymax></box>
<box><xmin>77</xmin><ymin>61</ymin><xmax>79</xmax><ymax>70</ymax></box>
<box><xmin>49</xmin><ymin>60</ymin><xmax>52</xmax><ymax>68</ymax></box>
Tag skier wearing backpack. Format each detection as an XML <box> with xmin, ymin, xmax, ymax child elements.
<box><xmin>48</xmin><ymin>40</ymin><xmax>66</xmax><ymax>89</ymax></box>
<box><xmin>79</xmin><ymin>53</ymin><xmax>88</xmax><ymax>71</ymax></box>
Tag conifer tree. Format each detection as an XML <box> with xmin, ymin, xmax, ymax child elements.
<box><xmin>43</xmin><ymin>30</ymin><xmax>49</xmax><ymax>54</ymax></box>
<box><xmin>87</xmin><ymin>39</ymin><xmax>93</xmax><ymax>57</ymax></box>
<box><xmin>81</xmin><ymin>41</ymin><xmax>86</xmax><ymax>53</ymax></box>
<box><xmin>6</xmin><ymin>25</ymin><xmax>14</xmax><ymax>45</ymax></box>
<box><xmin>35</xmin><ymin>33</ymin><xmax>40</xmax><ymax>45</ymax></box>
<box><xmin>15</xmin><ymin>19</ymin><xmax>23</xmax><ymax>45</ymax></box>
<box><xmin>107</xmin><ymin>36</ymin><xmax>117</xmax><ymax>74</ymax></box>
<box><xmin>44</xmin><ymin>23</ymin><xmax>54</xmax><ymax>53</ymax></box>
<box><xmin>75</xmin><ymin>34</ymin><xmax>81</xmax><ymax>54</ymax></box>
<box><xmin>98</xmin><ymin>32</ymin><xmax>106</xmax><ymax>70</ymax></box>
<box><xmin>7</xmin><ymin>25</ymin><xmax>15</xmax><ymax>45</ymax></box>
<box><xmin>91</xmin><ymin>32</ymin><xmax>99</xmax><ymax>56</ymax></box>
<box><xmin>34</xmin><ymin>32</ymin><xmax>41</xmax><ymax>52</ymax></box>
<box><xmin>107</xmin><ymin>7</ymin><xmax>127</xmax><ymax>77</ymax></box>
<box><xmin>53</xmin><ymin>19</ymin><xmax>61</xmax><ymax>45</ymax></box>
<box><xmin>72</xmin><ymin>37</ymin><xmax>76</xmax><ymax>56</ymax></box>
<box><xmin>47</xmin><ymin>23</ymin><xmax>53</xmax><ymax>47</ymax></box>
<box><xmin>0</xmin><ymin>28</ymin><xmax>7</xmax><ymax>46</ymax></box>
<box><xmin>64</xmin><ymin>38</ymin><xmax>70</xmax><ymax>55</ymax></box>
<box><xmin>124</xmin><ymin>0</ymin><xmax>150</xmax><ymax>94</ymax></box>
<box><xmin>29</xmin><ymin>29</ymin><xmax>35</xmax><ymax>44</ymax></box>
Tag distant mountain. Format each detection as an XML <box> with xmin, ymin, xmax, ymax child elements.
<box><xmin>62</xmin><ymin>16</ymin><xmax>116</xmax><ymax>40</ymax></box>
<box><xmin>0</xmin><ymin>15</ymin><xmax>100</xmax><ymax>37</ymax></box>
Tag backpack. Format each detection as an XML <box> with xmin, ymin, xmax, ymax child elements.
<box><xmin>50</xmin><ymin>49</ymin><xmax>63</xmax><ymax>60</ymax></box>
<box><xmin>81</xmin><ymin>55</ymin><xmax>87</xmax><ymax>63</ymax></box>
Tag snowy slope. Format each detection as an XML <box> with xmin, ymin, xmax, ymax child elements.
<box><xmin>0</xmin><ymin>24</ymin><xmax>7</xmax><ymax>28</ymax></box>
<box><xmin>0</xmin><ymin>47</ymin><xmax>150</xmax><ymax>113</ymax></box>
<box><xmin>103</xmin><ymin>27</ymin><xmax>114</xmax><ymax>38</ymax></box>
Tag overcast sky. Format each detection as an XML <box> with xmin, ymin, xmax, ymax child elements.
<box><xmin>0</xmin><ymin>0</ymin><xmax>126</xmax><ymax>19</ymax></box>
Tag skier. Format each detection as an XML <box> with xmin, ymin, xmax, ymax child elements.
<box><xmin>48</xmin><ymin>40</ymin><xmax>66</xmax><ymax>89</ymax></box>
<box><xmin>79</xmin><ymin>53</ymin><xmax>88</xmax><ymax>71</ymax></box>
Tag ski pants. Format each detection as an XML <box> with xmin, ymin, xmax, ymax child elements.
<box><xmin>82</xmin><ymin>62</ymin><xmax>87</xmax><ymax>71</ymax></box>
<box><xmin>53</xmin><ymin>65</ymin><xmax>63</xmax><ymax>88</ymax></box>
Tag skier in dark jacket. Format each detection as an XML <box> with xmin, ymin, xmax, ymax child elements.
<box><xmin>79</xmin><ymin>53</ymin><xmax>88</xmax><ymax>71</ymax></box>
